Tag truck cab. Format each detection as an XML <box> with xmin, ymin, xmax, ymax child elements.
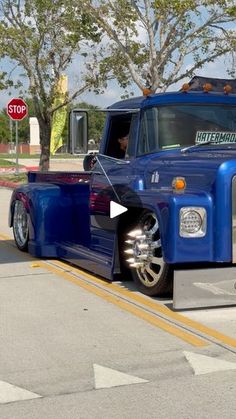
<box><xmin>9</xmin><ymin>77</ymin><xmax>236</xmax><ymax>297</ymax></box>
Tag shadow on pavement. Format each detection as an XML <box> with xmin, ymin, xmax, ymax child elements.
<box><xmin>0</xmin><ymin>239</ymin><xmax>34</xmax><ymax>264</ymax></box>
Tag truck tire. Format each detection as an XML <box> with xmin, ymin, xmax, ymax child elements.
<box><xmin>124</xmin><ymin>211</ymin><xmax>173</xmax><ymax>296</ymax></box>
<box><xmin>13</xmin><ymin>200</ymin><xmax>29</xmax><ymax>251</ymax></box>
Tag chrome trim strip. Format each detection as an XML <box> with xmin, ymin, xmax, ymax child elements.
<box><xmin>232</xmin><ymin>176</ymin><xmax>236</xmax><ymax>263</ymax></box>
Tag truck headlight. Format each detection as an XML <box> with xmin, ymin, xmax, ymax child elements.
<box><xmin>179</xmin><ymin>207</ymin><xmax>206</xmax><ymax>237</ymax></box>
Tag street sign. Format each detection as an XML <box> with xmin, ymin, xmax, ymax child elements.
<box><xmin>7</xmin><ymin>98</ymin><xmax>28</xmax><ymax>121</ymax></box>
<box><xmin>6</xmin><ymin>98</ymin><xmax>28</xmax><ymax>175</ymax></box>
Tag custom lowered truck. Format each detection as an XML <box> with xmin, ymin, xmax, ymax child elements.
<box><xmin>9</xmin><ymin>76</ymin><xmax>236</xmax><ymax>297</ymax></box>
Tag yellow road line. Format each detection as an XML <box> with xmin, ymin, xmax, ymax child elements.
<box><xmin>0</xmin><ymin>233</ymin><xmax>12</xmax><ymax>240</ymax></box>
<box><xmin>1</xmin><ymin>232</ymin><xmax>235</xmax><ymax>348</ymax></box>
<box><xmin>52</xmin><ymin>259</ymin><xmax>236</xmax><ymax>349</ymax></box>
<box><xmin>38</xmin><ymin>261</ymin><xmax>207</xmax><ymax>347</ymax></box>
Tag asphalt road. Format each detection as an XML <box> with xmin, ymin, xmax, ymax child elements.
<box><xmin>0</xmin><ymin>188</ymin><xmax>236</xmax><ymax>419</ymax></box>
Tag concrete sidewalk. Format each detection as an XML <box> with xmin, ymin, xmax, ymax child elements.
<box><xmin>5</xmin><ymin>158</ymin><xmax>84</xmax><ymax>171</ymax></box>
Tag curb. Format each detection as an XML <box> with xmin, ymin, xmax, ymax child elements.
<box><xmin>0</xmin><ymin>166</ymin><xmax>39</xmax><ymax>189</ymax></box>
<box><xmin>0</xmin><ymin>180</ymin><xmax>19</xmax><ymax>189</ymax></box>
<box><xmin>0</xmin><ymin>166</ymin><xmax>38</xmax><ymax>173</ymax></box>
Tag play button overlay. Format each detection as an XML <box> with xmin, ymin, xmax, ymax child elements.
<box><xmin>90</xmin><ymin>184</ymin><xmax>143</xmax><ymax>230</ymax></box>
<box><xmin>110</xmin><ymin>201</ymin><xmax>128</xmax><ymax>219</ymax></box>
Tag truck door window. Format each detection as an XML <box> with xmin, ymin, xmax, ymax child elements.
<box><xmin>105</xmin><ymin>114</ymin><xmax>134</xmax><ymax>159</ymax></box>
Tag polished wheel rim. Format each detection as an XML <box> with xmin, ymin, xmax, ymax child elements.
<box><xmin>125</xmin><ymin>213</ymin><xmax>164</xmax><ymax>288</ymax></box>
<box><xmin>13</xmin><ymin>201</ymin><xmax>28</xmax><ymax>247</ymax></box>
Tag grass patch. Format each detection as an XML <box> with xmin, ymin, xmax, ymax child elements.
<box><xmin>0</xmin><ymin>153</ymin><xmax>82</xmax><ymax>159</ymax></box>
<box><xmin>0</xmin><ymin>159</ymin><xmax>17</xmax><ymax>167</ymax></box>
<box><xmin>0</xmin><ymin>153</ymin><xmax>39</xmax><ymax>159</ymax></box>
<box><xmin>0</xmin><ymin>173</ymin><xmax>27</xmax><ymax>183</ymax></box>
<box><xmin>0</xmin><ymin>159</ymin><xmax>25</xmax><ymax>168</ymax></box>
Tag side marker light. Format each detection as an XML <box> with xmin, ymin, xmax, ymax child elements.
<box><xmin>181</xmin><ymin>83</ymin><xmax>190</xmax><ymax>92</ymax></box>
<box><xmin>172</xmin><ymin>177</ymin><xmax>186</xmax><ymax>193</ymax></box>
<box><xmin>224</xmin><ymin>84</ymin><xmax>233</xmax><ymax>94</ymax></box>
<box><xmin>203</xmin><ymin>83</ymin><xmax>212</xmax><ymax>93</ymax></box>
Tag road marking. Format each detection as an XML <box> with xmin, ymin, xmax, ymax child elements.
<box><xmin>1</xmin><ymin>234</ymin><xmax>234</xmax><ymax>348</ymax></box>
<box><xmin>93</xmin><ymin>364</ymin><xmax>148</xmax><ymax>389</ymax></box>
<box><xmin>183</xmin><ymin>351</ymin><xmax>236</xmax><ymax>375</ymax></box>
<box><xmin>0</xmin><ymin>233</ymin><xmax>11</xmax><ymax>241</ymax></box>
<box><xmin>37</xmin><ymin>261</ymin><xmax>207</xmax><ymax>347</ymax></box>
<box><xmin>51</xmin><ymin>260</ymin><xmax>236</xmax><ymax>349</ymax></box>
<box><xmin>0</xmin><ymin>380</ymin><xmax>41</xmax><ymax>404</ymax></box>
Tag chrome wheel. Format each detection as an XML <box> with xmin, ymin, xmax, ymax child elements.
<box><xmin>125</xmin><ymin>212</ymin><xmax>172</xmax><ymax>296</ymax></box>
<box><xmin>13</xmin><ymin>200</ymin><xmax>29</xmax><ymax>251</ymax></box>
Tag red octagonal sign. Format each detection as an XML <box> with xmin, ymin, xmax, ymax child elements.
<box><xmin>7</xmin><ymin>98</ymin><xmax>28</xmax><ymax>121</ymax></box>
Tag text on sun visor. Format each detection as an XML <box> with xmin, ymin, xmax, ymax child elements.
<box><xmin>195</xmin><ymin>131</ymin><xmax>236</xmax><ymax>144</ymax></box>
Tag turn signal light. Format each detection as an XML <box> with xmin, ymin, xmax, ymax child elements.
<box><xmin>172</xmin><ymin>177</ymin><xmax>186</xmax><ymax>193</ymax></box>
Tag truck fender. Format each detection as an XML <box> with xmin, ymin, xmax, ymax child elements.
<box><xmin>9</xmin><ymin>189</ymin><xmax>31</xmax><ymax>228</ymax></box>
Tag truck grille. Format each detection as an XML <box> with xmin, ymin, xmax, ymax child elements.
<box><xmin>232</xmin><ymin>176</ymin><xmax>236</xmax><ymax>263</ymax></box>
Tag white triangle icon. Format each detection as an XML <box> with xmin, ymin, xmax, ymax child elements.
<box><xmin>184</xmin><ymin>351</ymin><xmax>236</xmax><ymax>376</ymax></box>
<box><xmin>0</xmin><ymin>380</ymin><xmax>41</xmax><ymax>404</ymax></box>
<box><xmin>110</xmin><ymin>201</ymin><xmax>128</xmax><ymax>219</ymax></box>
<box><xmin>93</xmin><ymin>364</ymin><xmax>148</xmax><ymax>389</ymax></box>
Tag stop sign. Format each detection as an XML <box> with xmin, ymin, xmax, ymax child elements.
<box><xmin>7</xmin><ymin>98</ymin><xmax>28</xmax><ymax>121</ymax></box>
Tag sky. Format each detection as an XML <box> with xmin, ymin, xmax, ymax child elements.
<box><xmin>0</xmin><ymin>53</ymin><xmax>234</xmax><ymax>111</ymax></box>
<box><xmin>1</xmin><ymin>1</ymin><xmax>235</xmax><ymax>112</ymax></box>
<box><xmin>72</xmin><ymin>55</ymin><xmax>235</xmax><ymax>107</ymax></box>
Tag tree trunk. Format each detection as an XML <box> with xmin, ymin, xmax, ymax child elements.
<box><xmin>38</xmin><ymin>118</ymin><xmax>51</xmax><ymax>171</ymax></box>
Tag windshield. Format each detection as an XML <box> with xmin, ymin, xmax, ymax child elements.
<box><xmin>138</xmin><ymin>105</ymin><xmax>236</xmax><ymax>154</ymax></box>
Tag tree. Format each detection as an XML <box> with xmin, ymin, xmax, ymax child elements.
<box><xmin>80</xmin><ymin>0</ymin><xmax>236</xmax><ymax>94</ymax></box>
<box><xmin>0</xmin><ymin>0</ymin><xmax>100</xmax><ymax>170</ymax></box>
<box><xmin>0</xmin><ymin>110</ymin><xmax>10</xmax><ymax>144</ymax></box>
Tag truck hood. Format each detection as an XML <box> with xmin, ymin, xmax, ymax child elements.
<box><xmin>143</xmin><ymin>146</ymin><xmax>236</xmax><ymax>192</ymax></box>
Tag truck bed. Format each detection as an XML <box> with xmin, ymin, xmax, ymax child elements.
<box><xmin>28</xmin><ymin>171</ymin><xmax>91</xmax><ymax>184</ymax></box>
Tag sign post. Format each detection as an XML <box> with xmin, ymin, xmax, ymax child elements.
<box><xmin>7</xmin><ymin>98</ymin><xmax>28</xmax><ymax>174</ymax></box>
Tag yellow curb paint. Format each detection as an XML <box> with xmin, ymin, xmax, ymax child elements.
<box><xmin>38</xmin><ymin>261</ymin><xmax>207</xmax><ymax>347</ymax></box>
<box><xmin>51</xmin><ymin>259</ymin><xmax>236</xmax><ymax>349</ymax></box>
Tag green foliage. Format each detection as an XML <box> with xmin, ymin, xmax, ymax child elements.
<box><xmin>0</xmin><ymin>0</ymin><xmax>101</xmax><ymax>169</ymax></box>
<box><xmin>0</xmin><ymin>159</ymin><xmax>16</xmax><ymax>166</ymax></box>
<box><xmin>81</xmin><ymin>0</ymin><xmax>236</xmax><ymax>92</ymax></box>
<box><xmin>0</xmin><ymin>111</ymin><xmax>9</xmax><ymax>143</ymax></box>
<box><xmin>0</xmin><ymin>173</ymin><xmax>27</xmax><ymax>183</ymax></box>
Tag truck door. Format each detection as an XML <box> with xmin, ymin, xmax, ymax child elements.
<box><xmin>90</xmin><ymin>111</ymin><xmax>139</xmax><ymax>258</ymax></box>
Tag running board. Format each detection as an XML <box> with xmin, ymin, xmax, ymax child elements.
<box><xmin>173</xmin><ymin>266</ymin><xmax>236</xmax><ymax>310</ymax></box>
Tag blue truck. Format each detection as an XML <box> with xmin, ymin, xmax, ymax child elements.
<box><xmin>9</xmin><ymin>76</ymin><xmax>236</xmax><ymax>297</ymax></box>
